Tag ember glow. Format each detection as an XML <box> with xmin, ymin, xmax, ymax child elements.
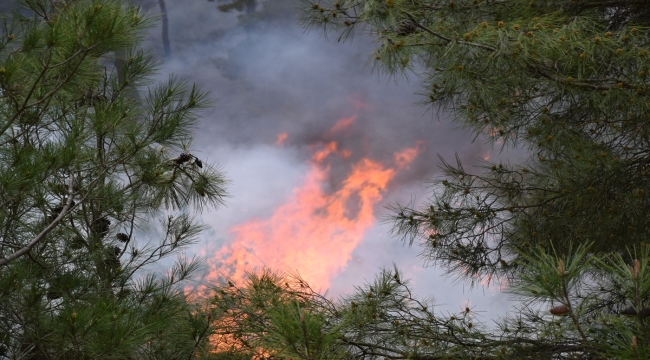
<box><xmin>204</xmin><ymin>115</ymin><xmax>424</xmax><ymax>290</ymax></box>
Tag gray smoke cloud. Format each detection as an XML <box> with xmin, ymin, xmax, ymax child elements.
<box><xmin>139</xmin><ymin>0</ymin><xmax>523</xmax><ymax>317</ymax></box>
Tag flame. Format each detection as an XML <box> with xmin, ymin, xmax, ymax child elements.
<box><xmin>311</xmin><ymin>141</ymin><xmax>353</xmax><ymax>162</ymax></box>
<box><xmin>205</xmin><ymin>120</ymin><xmax>423</xmax><ymax>290</ymax></box>
<box><xmin>327</xmin><ymin>115</ymin><xmax>356</xmax><ymax>134</ymax></box>
<box><xmin>311</xmin><ymin>141</ymin><xmax>338</xmax><ymax>163</ymax></box>
<box><xmin>275</xmin><ymin>132</ymin><xmax>288</xmax><ymax>146</ymax></box>
<box><xmin>394</xmin><ymin>140</ymin><xmax>424</xmax><ymax>169</ymax></box>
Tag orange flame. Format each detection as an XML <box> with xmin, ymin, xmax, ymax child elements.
<box><xmin>204</xmin><ymin>117</ymin><xmax>423</xmax><ymax>291</ymax></box>
<box><xmin>312</xmin><ymin>141</ymin><xmax>338</xmax><ymax>163</ymax></box>
<box><xmin>328</xmin><ymin>115</ymin><xmax>356</xmax><ymax>134</ymax></box>
<box><xmin>394</xmin><ymin>140</ymin><xmax>425</xmax><ymax>169</ymax></box>
<box><xmin>311</xmin><ymin>141</ymin><xmax>353</xmax><ymax>162</ymax></box>
<box><xmin>275</xmin><ymin>132</ymin><xmax>288</xmax><ymax>146</ymax></box>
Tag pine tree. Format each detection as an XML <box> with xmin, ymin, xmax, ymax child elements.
<box><xmin>211</xmin><ymin>248</ymin><xmax>650</xmax><ymax>359</ymax></box>
<box><xmin>0</xmin><ymin>0</ymin><xmax>228</xmax><ymax>358</ymax></box>
<box><xmin>300</xmin><ymin>0</ymin><xmax>650</xmax><ymax>284</ymax></box>
<box><xmin>209</xmin><ymin>270</ymin><xmax>347</xmax><ymax>359</ymax></box>
<box><xmin>205</xmin><ymin>0</ymin><xmax>650</xmax><ymax>358</ymax></box>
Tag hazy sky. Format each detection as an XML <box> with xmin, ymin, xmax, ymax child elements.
<box><xmin>141</xmin><ymin>0</ymin><xmax>524</xmax><ymax>321</ymax></box>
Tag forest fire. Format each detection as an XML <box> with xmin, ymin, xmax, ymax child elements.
<box><xmin>203</xmin><ymin>114</ymin><xmax>423</xmax><ymax>291</ymax></box>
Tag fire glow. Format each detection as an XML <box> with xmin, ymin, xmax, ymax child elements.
<box><xmin>204</xmin><ymin>115</ymin><xmax>423</xmax><ymax>291</ymax></box>
<box><xmin>275</xmin><ymin>132</ymin><xmax>288</xmax><ymax>146</ymax></box>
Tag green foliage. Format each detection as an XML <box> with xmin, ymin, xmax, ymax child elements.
<box><xmin>214</xmin><ymin>249</ymin><xmax>650</xmax><ymax>359</ymax></box>
<box><xmin>301</xmin><ymin>0</ymin><xmax>650</xmax><ymax>284</ymax></box>
<box><xmin>249</xmin><ymin>0</ymin><xmax>650</xmax><ymax>358</ymax></box>
<box><xmin>0</xmin><ymin>0</ymin><xmax>228</xmax><ymax>358</ymax></box>
<box><xmin>209</xmin><ymin>270</ymin><xmax>346</xmax><ymax>359</ymax></box>
<box><xmin>264</xmin><ymin>301</ymin><xmax>341</xmax><ymax>359</ymax></box>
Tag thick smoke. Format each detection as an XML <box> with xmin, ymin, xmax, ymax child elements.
<box><xmin>139</xmin><ymin>0</ymin><xmax>520</xmax><ymax>316</ymax></box>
